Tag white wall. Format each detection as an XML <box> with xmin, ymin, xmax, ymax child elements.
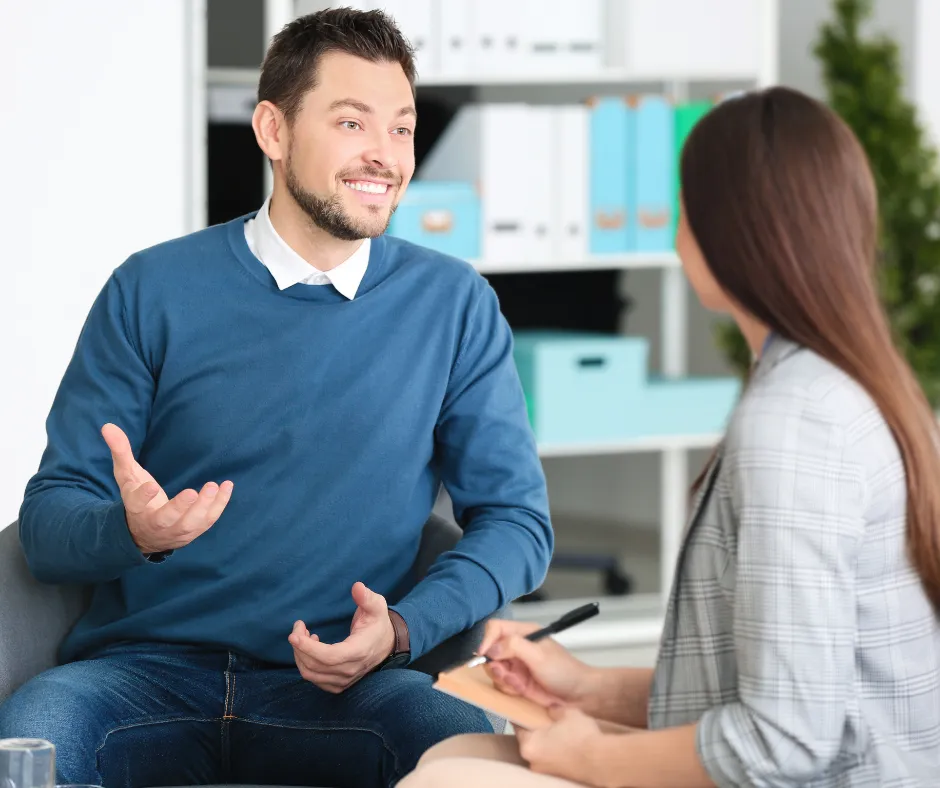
<box><xmin>0</xmin><ymin>1</ymin><xmax>199</xmax><ymax>522</ymax></box>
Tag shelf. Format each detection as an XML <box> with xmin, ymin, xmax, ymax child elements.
<box><xmin>538</xmin><ymin>433</ymin><xmax>722</xmax><ymax>458</ymax></box>
<box><xmin>415</xmin><ymin>69</ymin><xmax>760</xmax><ymax>88</ymax></box>
<box><xmin>473</xmin><ymin>252</ymin><xmax>679</xmax><ymax>274</ymax></box>
<box><xmin>208</xmin><ymin>68</ymin><xmax>262</xmax><ymax>88</ymax></box>
<box><xmin>207</xmin><ymin>66</ymin><xmax>760</xmax><ymax>91</ymax></box>
<box><xmin>510</xmin><ymin>592</ymin><xmax>665</xmax><ymax>649</ymax></box>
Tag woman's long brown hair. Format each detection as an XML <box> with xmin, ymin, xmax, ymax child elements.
<box><xmin>682</xmin><ymin>86</ymin><xmax>940</xmax><ymax>612</ymax></box>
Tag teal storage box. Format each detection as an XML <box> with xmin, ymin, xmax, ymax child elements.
<box><xmin>512</xmin><ymin>330</ymin><xmax>741</xmax><ymax>445</ymax></box>
<box><xmin>513</xmin><ymin>331</ymin><xmax>649</xmax><ymax>445</ymax></box>
<box><xmin>386</xmin><ymin>181</ymin><xmax>481</xmax><ymax>259</ymax></box>
<box><xmin>641</xmin><ymin>377</ymin><xmax>742</xmax><ymax>437</ymax></box>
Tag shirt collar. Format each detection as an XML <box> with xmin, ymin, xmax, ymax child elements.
<box><xmin>248</xmin><ymin>198</ymin><xmax>370</xmax><ymax>300</ymax></box>
<box><xmin>761</xmin><ymin>331</ymin><xmax>775</xmax><ymax>357</ymax></box>
<box><xmin>753</xmin><ymin>332</ymin><xmax>801</xmax><ymax>379</ymax></box>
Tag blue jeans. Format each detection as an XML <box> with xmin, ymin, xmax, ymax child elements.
<box><xmin>0</xmin><ymin>642</ymin><xmax>491</xmax><ymax>788</ymax></box>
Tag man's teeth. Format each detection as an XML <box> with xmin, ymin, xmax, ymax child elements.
<box><xmin>344</xmin><ymin>180</ymin><xmax>388</xmax><ymax>194</ymax></box>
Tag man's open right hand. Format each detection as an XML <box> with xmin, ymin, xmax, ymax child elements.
<box><xmin>101</xmin><ymin>423</ymin><xmax>233</xmax><ymax>554</ymax></box>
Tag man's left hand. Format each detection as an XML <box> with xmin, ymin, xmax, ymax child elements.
<box><xmin>289</xmin><ymin>581</ymin><xmax>396</xmax><ymax>693</ymax></box>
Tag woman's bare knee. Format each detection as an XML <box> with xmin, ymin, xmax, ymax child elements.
<box><xmin>402</xmin><ymin>755</ymin><xmax>579</xmax><ymax>788</ymax></box>
<box><xmin>399</xmin><ymin>758</ymin><xmax>457</xmax><ymax>787</ymax></box>
<box><xmin>417</xmin><ymin>733</ymin><xmax>525</xmax><ymax>769</ymax></box>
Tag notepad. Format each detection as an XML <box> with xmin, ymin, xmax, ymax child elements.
<box><xmin>433</xmin><ymin>663</ymin><xmax>555</xmax><ymax>730</ymax></box>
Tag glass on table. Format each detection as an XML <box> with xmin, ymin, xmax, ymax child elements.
<box><xmin>56</xmin><ymin>785</ymin><xmax>103</xmax><ymax>788</ymax></box>
<box><xmin>0</xmin><ymin>739</ymin><xmax>55</xmax><ymax>788</ymax></box>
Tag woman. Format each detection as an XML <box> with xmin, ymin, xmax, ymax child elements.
<box><xmin>400</xmin><ymin>86</ymin><xmax>940</xmax><ymax>787</ymax></box>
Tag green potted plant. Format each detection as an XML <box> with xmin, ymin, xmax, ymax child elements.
<box><xmin>713</xmin><ymin>0</ymin><xmax>940</xmax><ymax>404</ymax></box>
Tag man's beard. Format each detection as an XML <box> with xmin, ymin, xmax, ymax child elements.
<box><xmin>285</xmin><ymin>151</ymin><xmax>398</xmax><ymax>242</ymax></box>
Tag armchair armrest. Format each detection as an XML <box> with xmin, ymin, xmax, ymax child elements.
<box><xmin>0</xmin><ymin>522</ymin><xmax>88</xmax><ymax>703</ymax></box>
<box><xmin>406</xmin><ymin>513</ymin><xmax>511</xmax><ymax>677</ymax></box>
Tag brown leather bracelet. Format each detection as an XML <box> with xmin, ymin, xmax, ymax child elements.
<box><xmin>388</xmin><ymin>610</ymin><xmax>410</xmax><ymax>655</ymax></box>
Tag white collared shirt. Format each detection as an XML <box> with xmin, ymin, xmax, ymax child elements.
<box><xmin>244</xmin><ymin>198</ymin><xmax>370</xmax><ymax>300</ymax></box>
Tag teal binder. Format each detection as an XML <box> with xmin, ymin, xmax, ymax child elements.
<box><xmin>589</xmin><ymin>97</ymin><xmax>634</xmax><ymax>253</ymax></box>
<box><xmin>633</xmin><ymin>95</ymin><xmax>675</xmax><ymax>252</ymax></box>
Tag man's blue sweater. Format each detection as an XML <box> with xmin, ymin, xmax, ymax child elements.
<box><xmin>19</xmin><ymin>216</ymin><xmax>553</xmax><ymax>664</ymax></box>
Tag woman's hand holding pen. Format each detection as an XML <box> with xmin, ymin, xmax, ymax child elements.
<box><xmin>478</xmin><ymin>619</ymin><xmax>598</xmax><ymax>710</ymax></box>
<box><xmin>479</xmin><ymin>619</ymin><xmax>613</xmax><ymax>787</ymax></box>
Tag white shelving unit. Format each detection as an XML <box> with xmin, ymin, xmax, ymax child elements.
<box><xmin>472</xmin><ymin>252</ymin><xmax>680</xmax><ymax>275</ymax></box>
<box><xmin>207</xmin><ymin>66</ymin><xmax>764</xmax><ymax>90</ymax></box>
<box><xmin>537</xmin><ymin>433</ymin><xmax>722</xmax><ymax>459</ymax></box>
<box><xmin>204</xmin><ymin>0</ymin><xmax>779</xmax><ymax>653</ymax></box>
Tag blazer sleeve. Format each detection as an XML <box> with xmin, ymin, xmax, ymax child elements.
<box><xmin>696</xmin><ymin>396</ymin><xmax>868</xmax><ymax>786</ymax></box>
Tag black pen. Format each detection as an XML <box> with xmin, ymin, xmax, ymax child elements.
<box><xmin>463</xmin><ymin>602</ymin><xmax>600</xmax><ymax>669</ymax></box>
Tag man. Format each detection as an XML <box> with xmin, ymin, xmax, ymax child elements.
<box><xmin>0</xmin><ymin>8</ymin><xmax>553</xmax><ymax>787</ymax></box>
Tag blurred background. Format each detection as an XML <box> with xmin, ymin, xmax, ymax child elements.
<box><xmin>3</xmin><ymin>0</ymin><xmax>939</xmax><ymax>667</ymax></box>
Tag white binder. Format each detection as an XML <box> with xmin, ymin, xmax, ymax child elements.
<box><xmin>560</xmin><ymin>0</ymin><xmax>604</xmax><ymax>73</ymax></box>
<box><xmin>437</xmin><ymin>0</ymin><xmax>473</xmax><ymax>77</ymax></box>
<box><xmin>418</xmin><ymin>103</ymin><xmax>533</xmax><ymax>263</ymax></box>
<box><xmin>371</xmin><ymin>0</ymin><xmax>438</xmax><ymax>75</ymax></box>
<box><xmin>295</xmin><ymin>1</ymin><xmax>439</xmax><ymax>77</ymax></box>
<box><xmin>528</xmin><ymin>105</ymin><xmax>555</xmax><ymax>263</ymax></box>
<box><xmin>522</xmin><ymin>0</ymin><xmax>562</xmax><ymax>75</ymax></box>
<box><xmin>294</xmin><ymin>1</ymin><xmax>343</xmax><ymax>15</ymax></box>
<box><xmin>522</xmin><ymin>0</ymin><xmax>603</xmax><ymax>75</ymax></box>
<box><xmin>552</xmin><ymin>104</ymin><xmax>590</xmax><ymax>262</ymax></box>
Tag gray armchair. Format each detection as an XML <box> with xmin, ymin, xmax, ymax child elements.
<box><xmin>0</xmin><ymin>513</ymin><xmax>506</xmax><ymax>729</ymax></box>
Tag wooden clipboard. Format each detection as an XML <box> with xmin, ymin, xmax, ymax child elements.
<box><xmin>433</xmin><ymin>663</ymin><xmax>554</xmax><ymax>730</ymax></box>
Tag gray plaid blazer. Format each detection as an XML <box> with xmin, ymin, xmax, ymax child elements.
<box><xmin>648</xmin><ymin>335</ymin><xmax>940</xmax><ymax>786</ymax></box>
